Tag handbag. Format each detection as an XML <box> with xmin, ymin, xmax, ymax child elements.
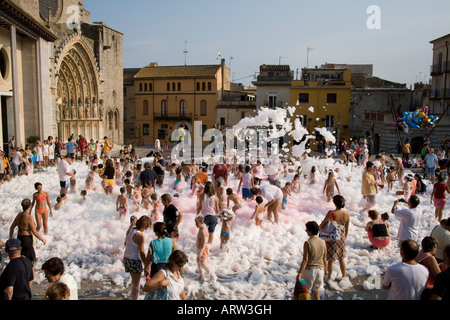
<box><xmin>293</xmin><ymin>278</ymin><xmax>311</xmax><ymax>300</ymax></box>
<box><xmin>319</xmin><ymin>211</ymin><xmax>344</xmax><ymax>241</ymax></box>
<box><xmin>144</xmin><ymin>269</ymin><xmax>171</xmax><ymax>300</ymax></box>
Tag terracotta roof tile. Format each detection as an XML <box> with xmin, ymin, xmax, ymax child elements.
<box><xmin>135</xmin><ymin>64</ymin><xmax>221</xmax><ymax>79</ymax></box>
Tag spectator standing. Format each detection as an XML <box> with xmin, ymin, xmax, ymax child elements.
<box><xmin>296</xmin><ymin>221</ymin><xmax>327</xmax><ymax>300</ymax></box>
<box><xmin>382</xmin><ymin>239</ymin><xmax>429</xmax><ymax>300</ymax></box>
<box><xmin>391</xmin><ymin>195</ymin><xmax>422</xmax><ymax>244</ymax></box>
<box><xmin>430</xmin><ymin>218</ymin><xmax>450</xmax><ymax>263</ymax></box>
<box><xmin>430</xmin><ymin>244</ymin><xmax>450</xmax><ymax>301</ymax></box>
<box><xmin>0</xmin><ymin>239</ymin><xmax>34</xmax><ymax>300</ymax></box>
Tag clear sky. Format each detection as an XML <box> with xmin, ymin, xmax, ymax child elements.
<box><xmin>84</xmin><ymin>0</ymin><xmax>450</xmax><ymax>87</ymax></box>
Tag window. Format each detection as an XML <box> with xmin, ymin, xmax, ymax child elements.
<box><xmin>144</xmin><ymin>83</ymin><xmax>147</xmax><ymax>91</ymax></box>
<box><xmin>179</xmin><ymin>100</ymin><xmax>187</xmax><ymax>116</ymax></box>
<box><xmin>220</xmin><ymin>117</ymin><xmax>225</xmax><ymax>126</ymax></box>
<box><xmin>143</xmin><ymin>100</ymin><xmax>149</xmax><ymax>115</ymax></box>
<box><xmin>178</xmin><ymin>82</ymin><xmax>181</xmax><ymax>91</ymax></box>
<box><xmin>202</xmin><ymin>82</ymin><xmax>206</xmax><ymax>91</ymax></box>
<box><xmin>139</xmin><ymin>83</ymin><xmax>143</xmax><ymax>92</ymax></box>
<box><xmin>143</xmin><ymin>124</ymin><xmax>150</xmax><ymax>136</ymax></box>
<box><xmin>149</xmin><ymin>83</ymin><xmax>153</xmax><ymax>92</ymax></box>
<box><xmin>268</xmin><ymin>94</ymin><xmax>278</xmax><ymax>108</ymax></box>
<box><xmin>298</xmin><ymin>115</ymin><xmax>307</xmax><ymax>127</ymax></box>
<box><xmin>298</xmin><ymin>93</ymin><xmax>309</xmax><ymax>103</ymax></box>
<box><xmin>161</xmin><ymin>99</ymin><xmax>168</xmax><ymax>116</ymax></box>
<box><xmin>327</xmin><ymin>93</ymin><xmax>337</xmax><ymax>103</ymax></box>
<box><xmin>200</xmin><ymin>100</ymin><xmax>207</xmax><ymax>116</ymax></box>
<box><xmin>325</xmin><ymin>115</ymin><xmax>335</xmax><ymax>128</ymax></box>
<box><xmin>172</xmin><ymin>82</ymin><xmax>176</xmax><ymax>91</ymax></box>
<box><xmin>196</xmin><ymin>82</ymin><xmax>200</xmax><ymax>91</ymax></box>
<box><xmin>207</xmin><ymin>82</ymin><xmax>212</xmax><ymax>91</ymax></box>
<box><xmin>167</xmin><ymin>82</ymin><xmax>170</xmax><ymax>91</ymax></box>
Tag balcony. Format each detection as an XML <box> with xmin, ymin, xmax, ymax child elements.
<box><xmin>430</xmin><ymin>64</ymin><xmax>442</xmax><ymax>76</ymax></box>
<box><xmin>153</xmin><ymin>113</ymin><xmax>192</xmax><ymax>121</ymax></box>
<box><xmin>430</xmin><ymin>62</ymin><xmax>450</xmax><ymax>75</ymax></box>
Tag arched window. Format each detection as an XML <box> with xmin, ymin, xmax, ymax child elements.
<box><xmin>143</xmin><ymin>100</ymin><xmax>149</xmax><ymax>115</ymax></box>
<box><xmin>114</xmin><ymin>111</ymin><xmax>119</xmax><ymax>129</ymax></box>
<box><xmin>144</xmin><ymin>83</ymin><xmax>147</xmax><ymax>91</ymax></box>
<box><xmin>179</xmin><ymin>100</ymin><xmax>187</xmax><ymax>116</ymax></box>
<box><xmin>149</xmin><ymin>83</ymin><xmax>153</xmax><ymax>91</ymax></box>
<box><xmin>172</xmin><ymin>82</ymin><xmax>176</xmax><ymax>91</ymax></box>
<box><xmin>207</xmin><ymin>82</ymin><xmax>212</xmax><ymax>91</ymax></box>
<box><xmin>161</xmin><ymin>99</ymin><xmax>168</xmax><ymax>116</ymax></box>
<box><xmin>178</xmin><ymin>82</ymin><xmax>181</xmax><ymax>91</ymax></box>
<box><xmin>200</xmin><ymin>100</ymin><xmax>207</xmax><ymax>116</ymax></box>
<box><xmin>202</xmin><ymin>82</ymin><xmax>206</xmax><ymax>91</ymax></box>
<box><xmin>196</xmin><ymin>82</ymin><xmax>200</xmax><ymax>91</ymax></box>
<box><xmin>108</xmin><ymin>111</ymin><xmax>113</xmax><ymax>130</ymax></box>
<box><xmin>167</xmin><ymin>82</ymin><xmax>170</xmax><ymax>91</ymax></box>
<box><xmin>139</xmin><ymin>83</ymin><xmax>143</xmax><ymax>92</ymax></box>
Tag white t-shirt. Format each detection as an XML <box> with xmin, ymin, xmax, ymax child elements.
<box><xmin>58</xmin><ymin>273</ymin><xmax>78</xmax><ymax>300</ymax></box>
<box><xmin>259</xmin><ymin>185</ymin><xmax>283</xmax><ymax>201</ymax></box>
<box><xmin>382</xmin><ymin>262</ymin><xmax>429</xmax><ymax>300</ymax></box>
<box><xmin>57</xmin><ymin>159</ymin><xmax>70</xmax><ymax>182</ymax></box>
<box><xmin>393</xmin><ymin>207</ymin><xmax>423</xmax><ymax>241</ymax></box>
<box><xmin>155</xmin><ymin>139</ymin><xmax>161</xmax><ymax>151</ymax></box>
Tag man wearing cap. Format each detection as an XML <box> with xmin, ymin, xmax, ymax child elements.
<box><xmin>0</xmin><ymin>239</ymin><xmax>34</xmax><ymax>300</ymax></box>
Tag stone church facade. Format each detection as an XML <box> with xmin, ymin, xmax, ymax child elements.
<box><xmin>0</xmin><ymin>0</ymin><xmax>123</xmax><ymax>150</ymax></box>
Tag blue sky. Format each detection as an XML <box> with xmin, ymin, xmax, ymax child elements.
<box><xmin>85</xmin><ymin>0</ymin><xmax>450</xmax><ymax>87</ymax></box>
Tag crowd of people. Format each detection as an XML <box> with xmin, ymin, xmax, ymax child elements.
<box><xmin>0</xmin><ymin>133</ymin><xmax>449</xmax><ymax>301</ymax></box>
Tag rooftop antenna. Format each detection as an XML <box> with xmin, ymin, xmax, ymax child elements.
<box><xmin>279</xmin><ymin>56</ymin><xmax>286</xmax><ymax>65</ymax></box>
<box><xmin>183</xmin><ymin>41</ymin><xmax>190</xmax><ymax>65</ymax></box>
<box><xmin>307</xmin><ymin>47</ymin><xmax>314</xmax><ymax>68</ymax></box>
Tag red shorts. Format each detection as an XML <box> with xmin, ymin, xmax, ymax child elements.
<box><xmin>433</xmin><ymin>198</ymin><xmax>446</xmax><ymax>209</ymax></box>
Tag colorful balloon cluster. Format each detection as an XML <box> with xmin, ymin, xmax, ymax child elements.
<box><xmin>393</xmin><ymin>106</ymin><xmax>439</xmax><ymax>132</ymax></box>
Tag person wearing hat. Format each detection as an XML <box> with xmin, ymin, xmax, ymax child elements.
<box><xmin>0</xmin><ymin>239</ymin><xmax>34</xmax><ymax>300</ymax></box>
<box><xmin>9</xmin><ymin>199</ymin><xmax>46</xmax><ymax>270</ymax></box>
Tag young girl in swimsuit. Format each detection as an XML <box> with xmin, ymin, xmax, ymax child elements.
<box><xmin>149</xmin><ymin>193</ymin><xmax>160</xmax><ymax>222</ymax></box>
<box><xmin>215</xmin><ymin>179</ymin><xmax>226</xmax><ymax>211</ymax></box>
<box><xmin>323</xmin><ymin>171</ymin><xmax>340</xmax><ymax>202</ymax></box>
<box><xmin>116</xmin><ymin>187</ymin><xmax>128</xmax><ymax>219</ymax></box>
<box><xmin>251</xmin><ymin>196</ymin><xmax>265</xmax><ymax>227</ymax></box>
<box><xmin>226</xmin><ymin>188</ymin><xmax>242</xmax><ymax>214</ymax></box>
<box><xmin>30</xmin><ymin>182</ymin><xmax>53</xmax><ymax>235</ymax></box>
<box><xmin>291</xmin><ymin>174</ymin><xmax>301</xmax><ymax>193</ymax></box>
<box><xmin>132</xmin><ymin>185</ymin><xmax>142</xmax><ymax>212</ymax></box>
<box><xmin>141</xmin><ymin>181</ymin><xmax>154</xmax><ymax>211</ymax></box>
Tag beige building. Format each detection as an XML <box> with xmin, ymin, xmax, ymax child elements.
<box><xmin>252</xmin><ymin>64</ymin><xmax>293</xmax><ymax>109</ymax></box>
<box><xmin>0</xmin><ymin>0</ymin><xmax>123</xmax><ymax>152</ymax></box>
<box><xmin>133</xmin><ymin>60</ymin><xmax>230</xmax><ymax>145</ymax></box>
<box><xmin>216</xmin><ymin>83</ymin><xmax>256</xmax><ymax>129</ymax></box>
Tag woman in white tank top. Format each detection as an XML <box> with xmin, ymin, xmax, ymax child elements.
<box><xmin>123</xmin><ymin>216</ymin><xmax>152</xmax><ymax>300</ymax></box>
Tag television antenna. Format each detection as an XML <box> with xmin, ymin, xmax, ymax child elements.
<box><xmin>183</xmin><ymin>41</ymin><xmax>190</xmax><ymax>65</ymax></box>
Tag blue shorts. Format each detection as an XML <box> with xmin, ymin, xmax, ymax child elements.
<box><xmin>12</xmin><ymin>163</ymin><xmax>19</xmax><ymax>176</ymax></box>
<box><xmin>204</xmin><ymin>215</ymin><xmax>218</xmax><ymax>233</ymax></box>
<box><xmin>242</xmin><ymin>188</ymin><xmax>252</xmax><ymax>198</ymax></box>
<box><xmin>426</xmin><ymin>166</ymin><xmax>436</xmax><ymax>175</ymax></box>
<box><xmin>282</xmin><ymin>198</ymin><xmax>288</xmax><ymax>209</ymax></box>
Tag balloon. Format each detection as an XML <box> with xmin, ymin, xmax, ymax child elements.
<box><xmin>419</xmin><ymin>112</ymin><xmax>425</xmax><ymax>118</ymax></box>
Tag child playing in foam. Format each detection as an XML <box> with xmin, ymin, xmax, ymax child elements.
<box><xmin>195</xmin><ymin>215</ymin><xmax>216</xmax><ymax>282</ymax></box>
<box><xmin>116</xmin><ymin>187</ymin><xmax>128</xmax><ymax>219</ymax></box>
<box><xmin>226</xmin><ymin>188</ymin><xmax>242</xmax><ymax>214</ymax></box>
<box><xmin>251</xmin><ymin>196</ymin><xmax>265</xmax><ymax>227</ymax></box>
